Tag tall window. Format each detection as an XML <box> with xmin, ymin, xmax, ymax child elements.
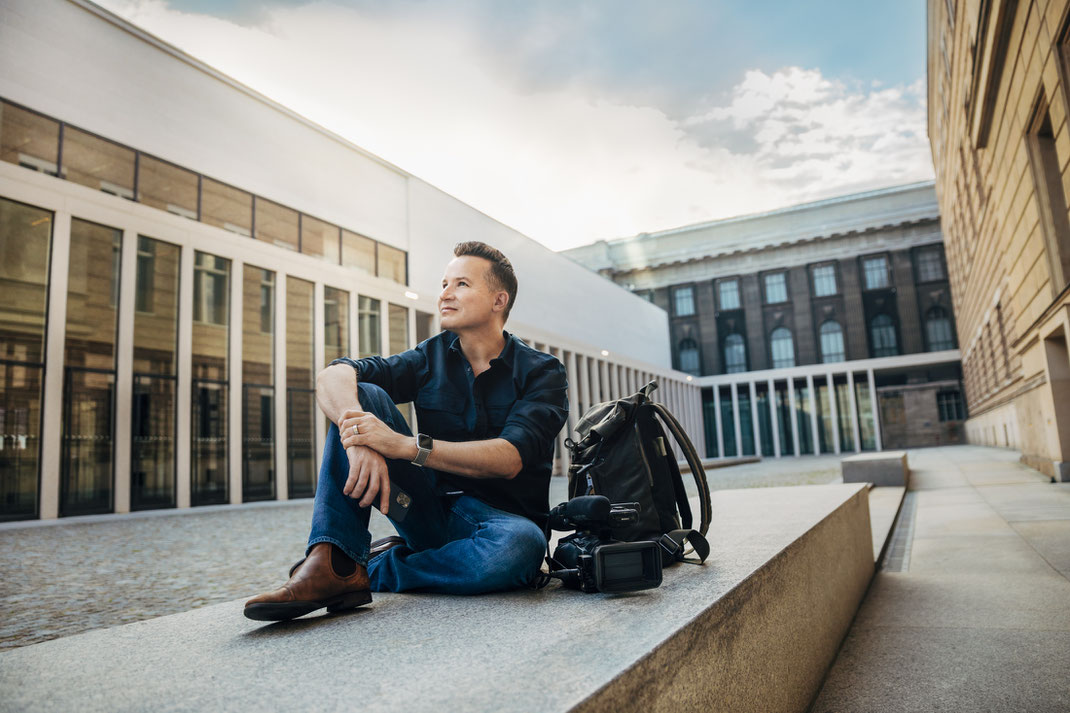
<box><xmin>916</xmin><ymin>247</ymin><xmax>945</xmax><ymax>282</ymax></box>
<box><xmin>1027</xmin><ymin>94</ymin><xmax>1070</xmax><ymax>290</ymax></box>
<box><xmin>324</xmin><ymin>287</ymin><xmax>350</xmax><ymax>365</ymax></box>
<box><xmin>678</xmin><ymin>338</ymin><xmax>700</xmax><ymax>374</ymax></box>
<box><xmin>811</xmin><ymin>264</ymin><xmax>837</xmax><ymax>296</ymax></box>
<box><xmin>926</xmin><ymin>306</ymin><xmax>955</xmax><ymax>351</ymax></box>
<box><xmin>673</xmin><ymin>286</ymin><xmax>695</xmax><ymax>316</ymax></box>
<box><xmin>870</xmin><ymin>314</ymin><xmax>899</xmax><ymax>357</ymax></box>
<box><xmin>764</xmin><ymin>272</ymin><xmax>788</xmax><ymax>303</ymax></box>
<box><xmin>191</xmin><ymin>252</ymin><xmax>230</xmax><ymax>506</ymax></box>
<box><xmin>131</xmin><ymin>236</ymin><xmax>180</xmax><ymax>510</ymax></box>
<box><xmin>0</xmin><ymin>197</ymin><xmax>53</xmax><ymax>520</ymax></box>
<box><xmin>242</xmin><ymin>266</ymin><xmax>275</xmax><ymax>502</ymax></box>
<box><xmin>819</xmin><ymin>321</ymin><xmax>845</xmax><ymax>363</ymax></box>
<box><xmin>718</xmin><ymin>279</ymin><xmax>740</xmax><ymax>310</ymax></box>
<box><xmin>62</xmin><ymin>219</ymin><xmax>122</xmax><ymax>515</ymax></box>
<box><xmin>769</xmin><ymin>327</ymin><xmax>795</xmax><ymax>368</ymax></box>
<box><xmin>358</xmin><ymin>295</ymin><xmax>381</xmax><ymax>358</ymax></box>
<box><xmin>286</xmin><ymin>277</ymin><xmax>316</xmax><ymax>498</ymax></box>
<box><xmin>862</xmin><ymin>255</ymin><xmax>890</xmax><ymax>289</ymax></box>
<box><xmin>724</xmin><ymin>333</ymin><xmax>746</xmax><ymax>373</ymax></box>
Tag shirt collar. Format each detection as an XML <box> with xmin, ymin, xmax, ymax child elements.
<box><xmin>446</xmin><ymin>330</ymin><xmax>516</xmax><ymax>367</ymax></box>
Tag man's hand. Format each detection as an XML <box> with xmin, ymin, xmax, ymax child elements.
<box><xmin>339</xmin><ymin>409</ymin><xmax>414</xmax><ymax>461</ymax></box>
<box><xmin>343</xmin><ymin>445</ymin><xmax>391</xmax><ymax>514</ymax></box>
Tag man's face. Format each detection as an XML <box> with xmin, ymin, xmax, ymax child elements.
<box><xmin>439</xmin><ymin>256</ymin><xmax>507</xmax><ymax>331</ymax></box>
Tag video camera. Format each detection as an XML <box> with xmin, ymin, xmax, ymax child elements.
<box><xmin>547</xmin><ymin>495</ymin><xmax>662</xmax><ymax>593</ymax></box>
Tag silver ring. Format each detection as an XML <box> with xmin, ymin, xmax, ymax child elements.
<box><xmin>352</xmin><ymin>425</ymin><xmax>359</xmax><ymax>436</ymax></box>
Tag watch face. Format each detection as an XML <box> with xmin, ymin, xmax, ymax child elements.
<box><xmin>418</xmin><ymin>434</ymin><xmax>433</xmax><ymax>450</ymax></box>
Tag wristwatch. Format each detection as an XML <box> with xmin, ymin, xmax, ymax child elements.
<box><xmin>411</xmin><ymin>433</ymin><xmax>433</xmax><ymax>466</ymax></box>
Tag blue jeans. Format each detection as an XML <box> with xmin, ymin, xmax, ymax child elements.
<box><xmin>307</xmin><ymin>383</ymin><xmax>547</xmax><ymax>594</ymax></box>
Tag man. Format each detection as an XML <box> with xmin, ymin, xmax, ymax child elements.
<box><xmin>245</xmin><ymin>241</ymin><xmax>569</xmax><ymax>621</ymax></box>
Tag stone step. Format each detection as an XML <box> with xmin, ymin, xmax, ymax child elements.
<box><xmin>0</xmin><ymin>484</ymin><xmax>874</xmax><ymax>713</ymax></box>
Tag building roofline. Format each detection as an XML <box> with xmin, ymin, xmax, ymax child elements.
<box><xmin>601</xmin><ymin>180</ymin><xmax>938</xmax><ymax>246</ymax></box>
<box><xmin>69</xmin><ymin>0</ymin><xmax>411</xmax><ymax>178</ymax></box>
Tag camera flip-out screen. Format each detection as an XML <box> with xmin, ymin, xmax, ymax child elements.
<box><xmin>593</xmin><ymin>541</ymin><xmax>663</xmax><ymax>593</ymax></box>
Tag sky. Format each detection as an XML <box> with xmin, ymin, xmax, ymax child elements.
<box><xmin>94</xmin><ymin>0</ymin><xmax>933</xmax><ymax>251</ymax></box>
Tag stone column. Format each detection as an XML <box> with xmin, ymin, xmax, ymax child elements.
<box><xmin>827</xmin><ymin>372</ymin><xmax>841</xmax><ymax>454</ymax></box>
<box><xmin>768</xmin><ymin>377</ymin><xmax>780</xmax><ymax>458</ymax></box>
<box><xmin>868</xmin><ymin>368</ymin><xmax>883</xmax><ymax>451</ymax></box>
<box><xmin>847</xmin><ymin>370</ymin><xmax>861</xmax><ymax>453</ymax></box>
<box><xmin>227</xmin><ymin>259</ymin><xmax>245</xmax><ymax>506</ymax></box>
<box><xmin>113</xmin><ymin>228</ymin><xmax>138</xmax><ymax>513</ymax></box>
<box><xmin>713</xmin><ymin>385</ymin><xmax>725</xmax><ymax>458</ymax></box>
<box><xmin>787</xmin><ymin>377</ymin><xmax>801</xmax><ymax>456</ymax></box>
<box><xmin>731</xmin><ymin>382</ymin><xmax>743</xmax><ymax>457</ymax></box>
<box><xmin>749</xmin><ymin>381</ymin><xmax>761</xmax><ymax>457</ymax></box>
<box><xmin>806</xmin><ymin>373</ymin><xmax>820</xmax><ymax>455</ymax></box>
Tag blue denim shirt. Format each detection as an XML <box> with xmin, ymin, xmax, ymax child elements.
<box><xmin>330</xmin><ymin>330</ymin><xmax>569</xmax><ymax>527</ymax></box>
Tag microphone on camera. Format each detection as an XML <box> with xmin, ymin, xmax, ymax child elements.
<box><xmin>549</xmin><ymin>495</ymin><xmax>610</xmax><ymax>530</ymax></box>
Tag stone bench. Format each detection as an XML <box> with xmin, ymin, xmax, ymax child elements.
<box><xmin>841</xmin><ymin>451</ymin><xmax>910</xmax><ymax>488</ymax></box>
<box><xmin>0</xmin><ymin>484</ymin><xmax>874</xmax><ymax>713</ymax></box>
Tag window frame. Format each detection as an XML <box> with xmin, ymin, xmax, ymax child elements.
<box><xmin>763</xmin><ymin>271</ymin><xmax>788</xmax><ymax>304</ymax></box>
<box><xmin>861</xmin><ymin>254</ymin><xmax>892</xmax><ymax>291</ymax></box>
<box><xmin>717</xmin><ymin>278</ymin><xmax>741</xmax><ymax>311</ymax></box>
<box><xmin>810</xmin><ymin>263</ymin><xmax>838</xmax><ymax>297</ymax></box>
<box><xmin>672</xmin><ymin>285</ymin><xmax>696</xmax><ymax>317</ymax></box>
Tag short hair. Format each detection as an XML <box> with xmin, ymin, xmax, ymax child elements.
<box><xmin>453</xmin><ymin>241</ymin><xmax>518</xmax><ymax>321</ymax></box>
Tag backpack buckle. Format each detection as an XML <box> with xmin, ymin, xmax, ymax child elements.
<box><xmin>658</xmin><ymin>532</ymin><xmax>684</xmax><ymax>560</ymax></box>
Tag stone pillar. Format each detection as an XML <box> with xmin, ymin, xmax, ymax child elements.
<box><xmin>227</xmin><ymin>259</ymin><xmax>245</xmax><ymax>506</ymax></box>
<box><xmin>768</xmin><ymin>377</ymin><xmax>780</xmax><ymax>458</ymax></box>
<box><xmin>827</xmin><ymin>372</ymin><xmax>841</xmax><ymax>454</ymax></box>
<box><xmin>868</xmin><ymin>368</ymin><xmax>882</xmax><ymax>451</ymax></box>
<box><xmin>787</xmin><ymin>377</ymin><xmax>801</xmax><ymax>456</ymax></box>
<box><xmin>806</xmin><ymin>374</ymin><xmax>820</xmax><ymax>455</ymax></box>
<box><xmin>847</xmin><ymin>370</ymin><xmax>861</xmax><ymax>453</ymax></box>
<box><xmin>713</xmin><ymin>385</ymin><xmax>725</xmax><ymax>458</ymax></box>
<box><xmin>749</xmin><ymin>381</ymin><xmax>761</xmax><ymax>457</ymax></box>
<box><xmin>274</xmin><ymin>275</ymin><xmax>289</xmax><ymax>500</ymax></box>
<box><xmin>113</xmin><ymin>228</ymin><xmax>138</xmax><ymax>514</ymax></box>
<box><xmin>731</xmin><ymin>382</ymin><xmax>743</xmax><ymax>457</ymax></box>
<box><xmin>39</xmin><ymin>212</ymin><xmax>71</xmax><ymax>518</ymax></box>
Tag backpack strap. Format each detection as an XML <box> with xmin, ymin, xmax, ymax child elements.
<box><xmin>658</xmin><ymin>529</ymin><xmax>711</xmax><ymax>564</ymax></box>
<box><xmin>651</xmin><ymin>402</ymin><xmax>712</xmax><ymax>537</ymax></box>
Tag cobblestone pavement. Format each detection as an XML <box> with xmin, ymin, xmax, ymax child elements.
<box><xmin>0</xmin><ymin>455</ymin><xmax>845</xmax><ymax>650</ymax></box>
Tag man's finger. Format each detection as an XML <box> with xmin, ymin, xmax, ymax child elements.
<box><xmin>359</xmin><ymin>468</ymin><xmax>380</xmax><ymax>508</ymax></box>
<box><xmin>343</xmin><ymin>457</ymin><xmax>359</xmax><ymax>496</ymax></box>
<box><xmin>378</xmin><ymin>468</ymin><xmax>390</xmax><ymax>516</ymax></box>
<box><xmin>351</xmin><ymin>458</ymin><xmax>369</xmax><ymax>500</ymax></box>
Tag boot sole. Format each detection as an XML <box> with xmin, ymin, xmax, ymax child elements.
<box><xmin>243</xmin><ymin>590</ymin><xmax>372</xmax><ymax>622</ymax></box>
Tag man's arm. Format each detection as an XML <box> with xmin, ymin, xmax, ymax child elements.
<box><xmin>338</xmin><ymin>408</ymin><xmax>522</xmax><ymax>479</ymax></box>
<box><xmin>316</xmin><ymin>362</ymin><xmax>362</xmax><ymax>426</ymax></box>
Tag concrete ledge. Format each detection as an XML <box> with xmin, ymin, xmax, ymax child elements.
<box><xmin>0</xmin><ymin>484</ymin><xmax>873</xmax><ymax>713</ymax></box>
<box><xmin>842</xmin><ymin>451</ymin><xmax>910</xmax><ymax>487</ymax></box>
<box><xmin>867</xmin><ymin>486</ymin><xmax>906</xmax><ymax>562</ymax></box>
<box><xmin>677</xmin><ymin>455</ymin><xmax>761</xmax><ymax>473</ymax></box>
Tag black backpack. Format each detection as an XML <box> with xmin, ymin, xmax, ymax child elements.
<box><xmin>565</xmin><ymin>381</ymin><xmax>712</xmax><ymax>565</ymax></box>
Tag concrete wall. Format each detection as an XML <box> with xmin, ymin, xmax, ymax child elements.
<box><xmin>927</xmin><ymin>0</ymin><xmax>1070</xmax><ymax>478</ymax></box>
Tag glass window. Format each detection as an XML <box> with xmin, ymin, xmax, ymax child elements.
<box><xmin>770</xmin><ymin>327</ymin><xmax>795</xmax><ymax>368</ymax></box>
<box><xmin>724</xmin><ymin>333</ymin><xmax>746</xmax><ymax>373</ymax></box>
<box><xmin>378</xmin><ymin>243</ymin><xmax>407</xmax><ymax>284</ymax></box>
<box><xmin>131</xmin><ymin>236</ymin><xmax>180</xmax><ymax>510</ymax></box>
<box><xmin>358</xmin><ymin>295</ymin><xmax>381</xmax><ymax>358</ymax></box>
<box><xmin>388</xmin><ymin>303</ymin><xmax>409</xmax><ymax>355</ymax></box>
<box><xmin>342</xmin><ymin>229</ymin><xmax>377</xmax><ymax>276</ymax></box>
<box><xmin>201</xmin><ymin>178</ymin><xmax>252</xmax><ymax>237</ymax></box>
<box><xmin>194</xmin><ymin>253</ymin><xmax>230</xmax><ymax>326</ymax></box>
<box><xmin>673</xmin><ymin>286</ymin><xmax>695</xmax><ymax>316</ymax></box>
<box><xmin>819</xmin><ymin>321</ymin><xmax>846</xmax><ymax>363</ymax></box>
<box><xmin>62</xmin><ymin>127</ymin><xmax>135</xmax><ymax>199</ymax></box>
<box><xmin>926</xmin><ymin>306</ymin><xmax>955</xmax><ymax>351</ymax></box>
<box><xmin>764</xmin><ymin>273</ymin><xmax>788</xmax><ymax>304</ymax></box>
<box><xmin>286</xmin><ymin>277</ymin><xmax>316</xmax><ymax>498</ymax></box>
<box><xmin>254</xmin><ymin>198</ymin><xmax>299</xmax><ymax>251</ymax></box>
<box><xmin>938</xmin><ymin>389</ymin><xmax>966</xmax><ymax>421</ymax></box>
<box><xmin>416</xmin><ymin>310</ymin><xmax>435</xmax><ymax>344</ymax></box>
<box><xmin>62</xmin><ymin>219</ymin><xmax>122</xmax><ymax>516</ymax></box>
<box><xmin>137</xmin><ymin>154</ymin><xmax>198</xmax><ymax>220</ymax></box>
<box><xmin>811</xmin><ymin>264</ymin><xmax>837</xmax><ymax>297</ymax></box>
<box><xmin>324</xmin><ymin>286</ymin><xmax>349</xmax><ymax>365</ymax></box>
<box><xmin>916</xmin><ymin>247</ymin><xmax>945</xmax><ymax>282</ymax></box>
<box><xmin>0</xmin><ymin>197</ymin><xmax>53</xmax><ymax>520</ymax></box>
<box><xmin>301</xmin><ymin>214</ymin><xmax>340</xmax><ymax>264</ymax></box>
<box><xmin>870</xmin><ymin>314</ymin><xmax>899</xmax><ymax>357</ymax></box>
<box><xmin>0</xmin><ymin>101</ymin><xmax>60</xmax><ymax>175</ymax></box>
<box><xmin>718</xmin><ymin>279</ymin><xmax>740</xmax><ymax>310</ymax></box>
<box><xmin>191</xmin><ymin>251</ymin><xmax>230</xmax><ymax>505</ymax></box>
<box><xmin>678</xmin><ymin>338</ymin><xmax>700</xmax><ymax>374</ymax></box>
<box><xmin>634</xmin><ymin>289</ymin><xmax>654</xmax><ymax>303</ymax></box>
<box><xmin>243</xmin><ymin>266</ymin><xmax>275</xmax><ymax>502</ymax></box>
<box><xmin>862</xmin><ymin>255</ymin><xmax>890</xmax><ymax>290</ymax></box>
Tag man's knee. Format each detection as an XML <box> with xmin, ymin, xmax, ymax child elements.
<box><xmin>482</xmin><ymin>518</ymin><xmax>546</xmax><ymax>588</ymax></box>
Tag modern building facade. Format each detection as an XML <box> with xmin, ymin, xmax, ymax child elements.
<box><xmin>927</xmin><ymin>0</ymin><xmax>1070</xmax><ymax>480</ymax></box>
<box><xmin>564</xmin><ymin>183</ymin><xmax>966</xmax><ymax>459</ymax></box>
<box><xmin>0</xmin><ymin>0</ymin><xmax>705</xmax><ymax>521</ymax></box>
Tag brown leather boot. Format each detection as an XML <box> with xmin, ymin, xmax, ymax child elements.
<box><xmin>244</xmin><ymin>543</ymin><xmax>371</xmax><ymax>621</ymax></box>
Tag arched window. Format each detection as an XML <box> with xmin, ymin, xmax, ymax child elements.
<box><xmin>724</xmin><ymin>334</ymin><xmax>746</xmax><ymax>373</ymax></box>
<box><xmin>769</xmin><ymin>327</ymin><xmax>795</xmax><ymax>368</ymax></box>
<box><xmin>870</xmin><ymin>314</ymin><xmax>898</xmax><ymax>357</ymax></box>
<box><xmin>678</xmin><ymin>338</ymin><xmax>700</xmax><ymax>375</ymax></box>
<box><xmin>926</xmin><ymin>306</ymin><xmax>955</xmax><ymax>351</ymax></box>
<box><xmin>819</xmin><ymin>321</ymin><xmax>845</xmax><ymax>363</ymax></box>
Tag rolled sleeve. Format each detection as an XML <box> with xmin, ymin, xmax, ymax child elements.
<box><xmin>329</xmin><ymin>349</ymin><xmax>426</xmax><ymax>405</ymax></box>
<box><xmin>498</xmin><ymin>359</ymin><xmax>569</xmax><ymax>470</ymax></box>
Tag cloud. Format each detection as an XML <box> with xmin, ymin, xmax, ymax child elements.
<box><xmin>93</xmin><ymin>1</ymin><xmax>933</xmax><ymax>250</ymax></box>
